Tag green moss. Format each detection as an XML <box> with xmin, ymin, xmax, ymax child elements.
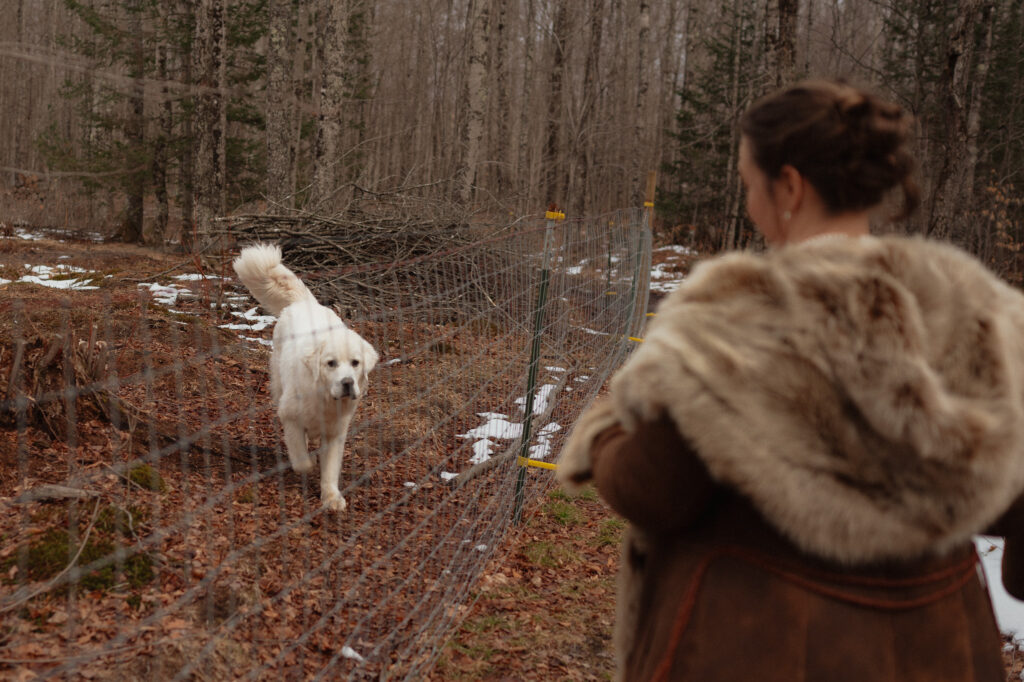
<box><xmin>523</xmin><ymin>540</ymin><xmax>580</xmax><ymax>568</ymax></box>
<box><xmin>128</xmin><ymin>463</ymin><xmax>166</xmax><ymax>492</ymax></box>
<box><xmin>595</xmin><ymin>518</ymin><xmax>626</xmax><ymax>548</ymax></box>
<box><xmin>95</xmin><ymin>505</ymin><xmax>149</xmax><ymax>536</ymax></box>
<box><xmin>544</xmin><ymin>499</ymin><xmax>582</xmax><ymax>526</ymax></box>
<box><xmin>123</xmin><ymin>552</ymin><xmax>154</xmax><ymax>588</ymax></box>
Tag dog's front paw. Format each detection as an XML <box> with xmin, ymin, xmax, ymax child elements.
<box><xmin>321</xmin><ymin>490</ymin><xmax>347</xmax><ymax>512</ymax></box>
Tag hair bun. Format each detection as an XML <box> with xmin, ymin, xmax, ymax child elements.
<box><xmin>740</xmin><ymin>79</ymin><xmax>920</xmax><ymax>220</ymax></box>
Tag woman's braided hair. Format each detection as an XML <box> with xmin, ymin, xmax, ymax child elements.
<box><xmin>740</xmin><ymin>80</ymin><xmax>920</xmax><ymax>220</ymax></box>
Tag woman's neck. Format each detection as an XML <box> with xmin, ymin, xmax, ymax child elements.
<box><xmin>781</xmin><ymin>210</ymin><xmax>871</xmax><ymax>246</ymax></box>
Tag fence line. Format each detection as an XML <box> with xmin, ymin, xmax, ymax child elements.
<box><xmin>0</xmin><ymin>206</ymin><xmax>652</xmax><ymax>679</ymax></box>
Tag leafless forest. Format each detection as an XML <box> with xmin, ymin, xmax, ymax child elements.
<box><xmin>0</xmin><ymin>0</ymin><xmax>1022</xmax><ymax>273</ymax></box>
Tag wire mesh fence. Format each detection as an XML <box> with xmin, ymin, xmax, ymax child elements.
<box><xmin>0</xmin><ymin>206</ymin><xmax>652</xmax><ymax>680</ymax></box>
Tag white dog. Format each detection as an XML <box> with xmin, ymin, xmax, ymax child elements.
<box><xmin>232</xmin><ymin>244</ymin><xmax>378</xmax><ymax>512</ymax></box>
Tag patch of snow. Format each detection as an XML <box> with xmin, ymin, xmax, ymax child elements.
<box><xmin>469</xmin><ymin>439</ymin><xmax>495</xmax><ymax>465</ymax></box>
<box><xmin>977</xmin><ymin>537</ymin><xmax>1024</xmax><ymax>644</ymax></box>
<box><xmin>528</xmin><ymin>422</ymin><xmax>562</xmax><ymax>461</ymax></box>
<box><xmin>515</xmin><ymin>383</ymin><xmax>558</xmax><ymax>415</ymax></box>
<box><xmin>655</xmin><ymin>244</ymin><xmax>698</xmax><ymax>256</ymax></box>
<box><xmin>459</xmin><ymin>415</ymin><xmax>523</xmax><ymax>441</ymax></box>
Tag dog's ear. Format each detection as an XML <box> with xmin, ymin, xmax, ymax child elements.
<box><xmin>303</xmin><ymin>343</ymin><xmax>322</xmax><ymax>381</ymax></box>
<box><xmin>357</xmin><ymin>339</ymin><xmax>379</xmax><ymax>393</ymax></box>
<box><xmin>361</xmin><ymin>339</ymin><xmax>379</xmax><ymax>374</ymax></box>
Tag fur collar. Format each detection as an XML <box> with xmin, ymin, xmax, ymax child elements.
<box><xmin>610</xmin><ymin>235</ymin><xmax>1024</xmax><ymax>564</ymax></box>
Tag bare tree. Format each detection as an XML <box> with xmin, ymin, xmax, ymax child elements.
<box><xmin>266</xmin><ymin>0</ymin><xmax>295</xmax><ymax>212</ymax></box>
<box><xmin>544</xmin><ymin>0</ymin><xmax>569</xmax><ymax>209</ymax></box>
<box><xmin>311</xmin><ymin>0</ymin><xmax>349</xmax><ymax>212</ymax></box>
<box><xmin>929</xmin><ymin>0</ymin><xmax>993</xmax><ymax>240</ymax></box>
<box><xmin>492</xmin><ymin>0</ymin><xmax>511</xmax><ymax>195</ymax></box>
<box><xmin>460</xmin><ymin>0</ymin><xmax>489</xmax><ymax>203</ymax></box>
<box><xmin>191</xmin><ymin>0</ymin><xmax>227</xmax><ymax>251</ymax></box>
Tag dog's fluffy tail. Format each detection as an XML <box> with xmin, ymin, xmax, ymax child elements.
<box><xmin>232</xmin><ymin>243</ymin><xmax>313</xmax><ymax>316</ymax></box>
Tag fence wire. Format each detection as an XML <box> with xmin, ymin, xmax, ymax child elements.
<box><xmin>0</xmin><ymin>207</ymin><xmax>652</xmax><ymax>680</ymax></box>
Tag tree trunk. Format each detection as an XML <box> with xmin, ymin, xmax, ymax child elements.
<box><xmin>633</xmin><ymin>1</ymin><xmax>651</xmax><ymax>206</ymax></box>
<box><xmin>179</xmin><ymin>0</ymin><xmax>196</xmax><ymax>249</ymax></box>
<box><xmin>777</xmin><ymin>0</ymin><xmax>798</xmax><ymax>85</ymax></box>
<box><xmin>493</xmin><ymin>0</ymin><xmax>510</xmax><ymax>195</ymax></box>
<box><xmin>311</xmin><ymin>0</ymin><xmax>348</xmax><ymax>212</ymax></box>
<box><xmin>266</xmin><ymin>0</ymin><xmax>294</xmax><ymax>213</ymax></box>
<box><xmin>929</xmin><ymin>0</ymin><xmax>986</xmax><ymax>241</ymax></box>
<box><xmin>575</xmin><ymin>0</ymin><xmax>605</xmax><ymax>216</ymax></box>
<box><xmin>722</xmin><ymin>0</ymin><xmax>744</xmax><ymax>250</ymax></box>
<box><xmin>121</xmin><ymin>1</ymin><xmax>145</xmax><ymax>244</ymax></box>
<box><xmin>544</xmin><ymin>0</ymin><xmax>569</xmax><ymax>209</ymax></box>
<box><xmin>191</xmin><ymin>0</ymin><xmax>227</xmax><ymax>251</ymax></box>
<box><xmin>149</xmin><ymin>1</ymin><xmax>172</xmax><ymax>246</ymax></box>
<box><xmin>517</xmin><ymin>0</ymin><xmax>537</xmax><ymax>209</ymax></box>
<box><xmin>461</xmin><ymin>0</ymin><xmax>489</xmax><ymax>203</ymax></box>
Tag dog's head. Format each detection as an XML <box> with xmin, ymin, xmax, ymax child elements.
<box><xmin>305</xmin><ymin>326</ymin><xmax>379</xmax><ymax>401</ymax></box>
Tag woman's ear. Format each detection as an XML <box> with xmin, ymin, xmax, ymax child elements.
<box><xmin>775</xmin><ymin>164</ymin><xmax>805</xmax><ymax>215</ymax></box>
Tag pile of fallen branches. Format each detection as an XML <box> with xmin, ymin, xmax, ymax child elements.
<box><xmin>215</xmin><ymin>195</ymin><xmax>537</xmax><ymax>321</ymax></box>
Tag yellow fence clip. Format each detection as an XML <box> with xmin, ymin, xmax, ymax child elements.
<box><xmin>628</xmin><ymin>336</ymin><xmax>644</xmax><ymax>343</ymax></box>
<box><xmin>545</xmin><ymin>210</ymin><xmax>566</xmax><ymax>221</ymax></box>
<box><xmin>518</xmin><ymin>456</ymin><xmax>558</xmax><ymax>470</ymax></box>
<box><xmin>643</xmin><ymin>201</ymin><xmax>654</xmax><ymax>208</ymax></box>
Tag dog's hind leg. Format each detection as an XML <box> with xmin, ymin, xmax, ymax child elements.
<box><xmin>320</xmin><ymin>411</ymin><xmax>354</xmax><ymax>512</ymax></box>
<box><xmin>282</xmin><ymin>420</ymin><xmax>314</xmax><ymax>473</ymax></box>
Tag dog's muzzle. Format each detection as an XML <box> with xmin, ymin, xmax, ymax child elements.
<box><xmin>334</xmin><ymin>377</ymin><xmax>355</xmax><ymax>400</ymax></box>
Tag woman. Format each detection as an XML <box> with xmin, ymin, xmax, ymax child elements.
<box><xmin>558</xmin><ymin>80</ymin><xmax>1024</xmax><ymax>682</ymax></box>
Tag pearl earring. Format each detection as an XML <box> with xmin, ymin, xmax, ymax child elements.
<box><xmin>783</xmin><ymin>210</ymin><xmax>792</xmax><ymax>221</ymax></box>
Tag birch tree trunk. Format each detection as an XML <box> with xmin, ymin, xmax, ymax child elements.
<box><xmin>266</xmin><ymin>0</ymin><xmax>294</xmax><ymax>212</ymax></box>
<box><xmin>311</xmin><ymin>0</ymin><xmax>348</xmax><ymax>212</ymax></box>
<box><xmin>461</xmin><ymin>0</ymin><xmax>489</xmax><ymax>203</ymax></box>
<box><xmin>634</xmin><ymin>1</ymin><xmax>651</xmax><ymax>206</ymax></box>
<box><xmin>191</xmin><ymin>0</ymin><xmax>227</xmax><ymax>251</ymax></box>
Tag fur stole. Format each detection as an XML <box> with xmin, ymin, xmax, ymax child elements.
<box><xmin>562</xmin><ymin>235</ymin><xmax>1024</xmax><ymax>565</ymax></box>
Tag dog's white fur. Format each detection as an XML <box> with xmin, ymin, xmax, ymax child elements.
<box><xmin>233</xmin><ymin>243</ymin><xmax>378</xmax><ymax>512</ymax></box>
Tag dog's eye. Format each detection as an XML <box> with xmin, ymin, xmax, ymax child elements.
<box><xmin>351</xmin><ymin>360</ymin><xmax>360</xmax><ymax>367</ymax></box>
<box><xmin>326</xmin><ymin>359</ymin><xmax>338</xmax><ymax>368</ymax></box>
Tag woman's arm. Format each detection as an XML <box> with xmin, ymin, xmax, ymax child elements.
<box><xmin>589</xmin><ymin>414</ymin><xmax>717</xmax><ymax>534</ymax></box>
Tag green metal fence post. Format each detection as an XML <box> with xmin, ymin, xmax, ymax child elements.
<box><xmin>513</xmin><ymin>209</ymin><xmax>560</xmax><ymax>524</ymax></box>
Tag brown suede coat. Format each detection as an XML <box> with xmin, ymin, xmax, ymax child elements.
<box><xmin>558</xmin><ymin>236</ymin><xmax>1024</xmax><ymax>681</ymax></box>
<box><xmin>591</xmin><ymin>417</ymin><xmax>1016</xmax><ymax>682</ymax></box>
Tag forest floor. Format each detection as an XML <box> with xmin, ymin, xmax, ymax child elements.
<box><xmin>2</xmin><ymin>232</ymin><xmax>1020</xmax><ymax>681</ymax></box>
<box><xmin>426</xmin><ymin>485</ymin><xmax>622</xmax><ymax>682</ymax></box>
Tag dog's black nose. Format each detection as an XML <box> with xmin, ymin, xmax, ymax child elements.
<box><xmin>339</xmin><ymin>378</ymin><xmax>354</xmax><ymax>397</ymax></box>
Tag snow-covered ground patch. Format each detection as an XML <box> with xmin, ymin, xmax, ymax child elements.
<box><xmin>977</xmin><ymin>537</ymin><xmax>1024</xmax><ymax>644</ymax></box>
<box><xmin>6</xmin><ymin>263</ymin><xmax>102</xmax><ymax>290</ymax></box>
